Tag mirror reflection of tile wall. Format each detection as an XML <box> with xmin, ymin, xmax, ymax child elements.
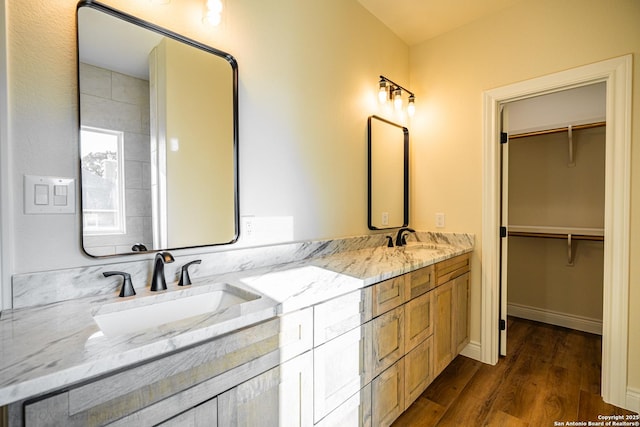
<box><xmin>80</xmin><ymin>62</ymin><xmax>153</xmax><ymax>256</ymax></box>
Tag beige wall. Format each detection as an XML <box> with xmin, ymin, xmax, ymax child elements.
<box><xmin>5</xmin><ymin>0</ymin><xmax>408</xmax><ymax>273</ymax></box>
<box><xmin>409</xmin><ymin>0</ymin><xmax>640</xmax><ymax>389</ymax></box>
<box><xmin>156</xmin><ymin>37</ymin><xmax>235</xmax><ymax>247</ymax></box>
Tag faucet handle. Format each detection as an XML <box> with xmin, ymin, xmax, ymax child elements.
<box><xmin>103</xmin><ymin>271</ymin><xmax>136</xmax><ymax>297</ymax></box>
<box><xmin>385</xmin><ymin>236</ymin><xmax>394</xmax><ymax>247</ymax></box>
<box><xmin>178</xmin><ymin>260</ymin><xmax>202</xmax><ymax>286</ymax></box>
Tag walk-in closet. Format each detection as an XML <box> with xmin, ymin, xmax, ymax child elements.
<box><xmin>505</xmin><ymin>82</ymin><xmax>606</xmax><ymax>336</ymax></box>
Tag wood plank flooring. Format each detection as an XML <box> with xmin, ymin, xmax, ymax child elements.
<box><xmin>393</xmin><ymin>317</ymin><xmax>638</xmax><ymax>426</ymax></box>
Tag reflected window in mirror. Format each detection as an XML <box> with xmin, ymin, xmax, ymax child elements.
<box><xmin>368</xmin><ymin>115</ymin><xmax>409</xmax><ymax>230</ymax></box>
<box><xmin>80</xmin><ymin>126</ymin><xmax>126</xmax><ymax>236</ymax></box>
<box><xmin>77</xmin><ymin>1</ymin><xmax>239</xmax><ymax>257</ymax></box>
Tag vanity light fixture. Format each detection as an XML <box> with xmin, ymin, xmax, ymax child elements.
<box><xmin>149</xmin><ymin>0</ymin><xmax>171</xmax><ymax>4</ymax></box>
<box><xmin>378</xmin><ymin>75</ymin><xmax>416</xmax><ymax>116</ymax></box>
<box><xmin>203</xmin><ymin>0</ymin><xmax>223</xmax><ymax>26</ymax></box>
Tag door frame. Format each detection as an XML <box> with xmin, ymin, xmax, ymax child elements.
<box><xmin>481</xmin><ymin>55</ymin><xmax>632</xmax><ymax>408</ymax></box>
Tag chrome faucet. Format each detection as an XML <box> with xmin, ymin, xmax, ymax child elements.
<box><xmin>395</xmin><ymin>227</ymin><xmax>415</xmax><ymax>247</ymax></box>
<box><xmin>150</xmin><ymin>251</ymin><xmax>175</xmax><ymax>291</ymax></box>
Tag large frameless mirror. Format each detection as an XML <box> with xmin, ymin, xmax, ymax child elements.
<box><xmin>368</xmin><ymin>115</ymin><xmax>409</xmax><ymax>230</ymax></box>
<box><xmin>77</xmin><ymin>1</ymin><xmax>239</xmax><ymax>257</ymax></box>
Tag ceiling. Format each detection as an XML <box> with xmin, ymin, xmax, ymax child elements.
<box><xmin>357</xmin><ymin>0</ymin><xmax>523</xmax><ymax>46</ymax></box>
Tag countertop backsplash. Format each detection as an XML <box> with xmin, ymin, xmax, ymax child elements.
<box><xmin>11</xmin><ymin>231</ymin><xmax>473</xmax><ymax>309</ymax></box>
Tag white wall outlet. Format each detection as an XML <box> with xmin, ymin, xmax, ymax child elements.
<box><xmin>24</xmin><ymin>175</ymin><xmax>75</xmax><ymax>214</ymax></box>
<box><xmin>241</xmin><ymin>216</ymin><xmax>255</xmax><ymax>239</ymax></box>
<box><xmin>435</xmin><ymin>212</ymin><xmax>446</xmax><ymax>228</ymax></box>
<box><xmin>381</xmin><ymin>212</ymin><xmax>389</xmax><ymax>226</ymax></box>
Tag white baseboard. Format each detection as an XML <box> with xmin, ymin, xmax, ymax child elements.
<box><xmin>627</xmin><ymin>387</ymin><xmax>640</xmax><ymax>414</ymax></box>
<box><xmin>460</xmin><ymin>340</ymin><xmax>482</xmax><ymax>361</ymax></box>
<box><xmin>507</xmin><ymin>303</ymin><xmax>602</xmax><ymax>335</ymax></box>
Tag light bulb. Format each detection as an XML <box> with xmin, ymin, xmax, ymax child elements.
<box><xmin>378</xmin><ymin>80</ymin><xmax>388</xmax><ymax>104</ymax></box>
<box><xmin>407</xmin><ymin>95</ymin><xmax>415</xmax><ymax>116</ymax></box>
<box><xmin>393</xmin><ymin>88</ymin><xmax>402</xmax><ymax>110</ymax></box>
<box><xmin>203</xmin><ymin>0</ymin><xmax>223</xmax><ymax>26</ymax></box>
<box><xmin>207</xmin><ymin>0</ymin><xmax>223</xmax><ymax>13</ymax></box>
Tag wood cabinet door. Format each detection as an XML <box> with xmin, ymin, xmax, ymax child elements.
<box><xmin>313</xmin><ymin>323</ymin><xmax>373</xmax><ymax>423</ymax></box>
<box><xmin>453</xmin><ymin>272</ymin><xmax>470</xmax><ymax>354</ymax></box>
<box><xmin>372</xmin><ymin>359</ymin><xmax>405</xmax><ymax>427</ymax></box>
<box><xmin>372</xmin><ymin>306</ymin><xmax>405</xmax><ymax>377</ymax></box>
<box><xmin>218</xmin><ymin>351</ymin><xmax>313</xmax><ymax>427</ymax></box>
<box><xmin>404</xmin><ymin>291</ymin><xmax>433</xmax><ymax>352</ymax></box>
<box><xmin>404</xmin><ymin>336</ymin><xmax>433</xmax><ymax>410</ymax></box>
<box><xmin>372</xmin><ymin>275</ymin><xmax>406</xmax><ymax>317</ymax></box>
<box><xmin>433</xmin><ymin>280</ymin><xmax>454</xmax><ymax>377</ymax></box>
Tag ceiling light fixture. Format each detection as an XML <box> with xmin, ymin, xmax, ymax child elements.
<box><xmin>377</xmin><ymin>75</ymin><xmax>416</xmax><ymax>116</ymax></box>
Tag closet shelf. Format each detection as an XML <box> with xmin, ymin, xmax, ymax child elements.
<box><xmin>508</xmin><ymin>225</ymin><xmax>604</xmax><ymax>241</ymax></box>
<box><xmin>508</xmin><ymin>121</ymin><xmax>606</xmax><ymax>140</ymax></box>
<box><xmin>507</xmin><ymin>225</ymin><xmax>604</xmax><ymax>265</ymax></box>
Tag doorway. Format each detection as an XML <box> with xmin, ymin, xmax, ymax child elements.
<box><xmin>480</xmin><ymin>55</ymin><xmax>632</xmax><ymax>409</ymax></box>
<box><xmin>500</xmin><ymin>83</ymin><xmax>606</xmax><ymax>356</ymax></box>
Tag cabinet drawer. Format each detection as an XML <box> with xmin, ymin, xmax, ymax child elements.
<box><xmin>435</xmin><ymin>253</ymin><xmax>470</xmax><ymax>285</ymax></box>
<box><xmin>404</xmin><ymin>292</ymin><xmax>433</xmax><ymax>352</ymax></box>
<box><xmin>372</xmin><ymin>306</ymin><xmax>404</xmax><ymax>378</ymax></box>
<box><xmin>407</xmin><ymin>265</ymin><xmax>434</xmax><ymax>299</ymax></box>
<box><xmin>24</xmin><ymin>318</ymin><xmax>281</xmax><ymax>426</ymax></box>
<box><xmin>315</xmin><ymin>383</ymin><xmax>371</xmax><ymax>427</ymax></box>
<box><xmin>404</xmin><ymin>336</ymin><xmax>433</xmax><ymax>410</ymax></box>
<box><xmin>313</xmin><ymin>323</ymin><xmax>373</xmax><ymax>423</ymax></box>
<box><xmin>372</xmin><ymin>358</ymin><xmax>404</xmax><ymax>427</ymax></box>
<box><xmin>314</xmin><ymin>287</ymin><xmax>372</xmax><ymax>346</ymax></box>
<box><xmin>372</xmin><ymin>275</ymin><xmax>406</xmax><ymax>316</ymax></box>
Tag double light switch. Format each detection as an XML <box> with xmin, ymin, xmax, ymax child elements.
<box><xmin>24</xmin><ymin>175</ymin><xmax>75</xmax><ymax>214</ymax></box>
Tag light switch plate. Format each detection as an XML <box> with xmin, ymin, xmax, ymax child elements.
<box><xmin>24</xmin><ymin>175</ymin><xmax>76</xmax><ymax>214</ymax></box>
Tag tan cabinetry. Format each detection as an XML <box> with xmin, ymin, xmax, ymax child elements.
<box><xmin>372</xmin><ymin>305</ymin><xmax>405</xmax><ymax>377</ymax></box>
<box><xmin>434</xmin><ymin>254</ymin><xmax>471</xmax><ymax>377</ymax></box>
<box><xmin>372</xmin><ymin>358</ymin><xmax>405</xmax><ymax>427</ymax></box>
<box><xmin>372</xmin><ymin>275</ymin><xmax>406</xmax><ymax>316</ymax></box>
<box><xmin>404</xmin><ymin>335</ymin><xmax>433</xmax><ymax>410</ymax></box>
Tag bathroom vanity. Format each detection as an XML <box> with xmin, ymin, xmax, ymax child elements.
<box><xmin>0</xmin><ymin>232</ymin><xmax>473</xmax><ymax>426</ymax></box>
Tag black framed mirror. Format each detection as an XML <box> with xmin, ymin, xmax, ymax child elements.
<box><xmin>368</xmin><ymin>115</ymin><xmax>409</xmax><ymax>230</ymax></box>
<box><xmin>77</xmin><ymin>1</ymin><xmax>239</xmax><ymax>257</ymax></box>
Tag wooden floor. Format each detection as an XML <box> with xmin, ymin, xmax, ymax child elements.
<box><xmin>393</xmin><ymin>317</ymin><xmax>638</xmax><ymax>427</ymax></box>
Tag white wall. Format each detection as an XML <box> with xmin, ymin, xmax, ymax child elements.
<box><xmin>4</xmin><ymin>0</ymin><xmax>408</xmax><ymax>279</ymax></box>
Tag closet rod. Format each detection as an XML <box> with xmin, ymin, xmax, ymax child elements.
<box><xmin>508</xmin><ymin>231</ymin><xmax>604</xmax><ymax>241</ymax></box>
<box><xmin>508</xmin><ymin>121</ymin><xmax>606</xmax><ymax>140</ymax></box>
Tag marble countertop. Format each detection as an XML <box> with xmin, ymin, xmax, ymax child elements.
<box><xmin>0</xmin><ymin>232</ymin><xmax>473</xmax><ymax>406</ymax></box>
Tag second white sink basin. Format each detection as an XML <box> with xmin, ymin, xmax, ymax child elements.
<box><xmin>92</xmin><ymin>282</ymin><xmax>261</xmax><ymax>337</ymax></box>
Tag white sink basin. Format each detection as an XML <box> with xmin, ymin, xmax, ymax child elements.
<box><xmin>92</xmin><ymin>282</ymin><xmax>261</xmax><ymax>337</ymax></box>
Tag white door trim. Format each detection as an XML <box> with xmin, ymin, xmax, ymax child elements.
<box><xmin>481</xmin><ymin>54</ymin><xmax>632</xmax><ymax>408</ymax></box>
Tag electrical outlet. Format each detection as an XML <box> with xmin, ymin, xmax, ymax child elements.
<box><xmin>381</xmin><ymin>212</ymin><xmax>389</xmax><ymax>226</ymax></box>
<box><xmin>435</xmin><ymin>212</ymin><xmax>445</xmax><ymax>228</ymax></box>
